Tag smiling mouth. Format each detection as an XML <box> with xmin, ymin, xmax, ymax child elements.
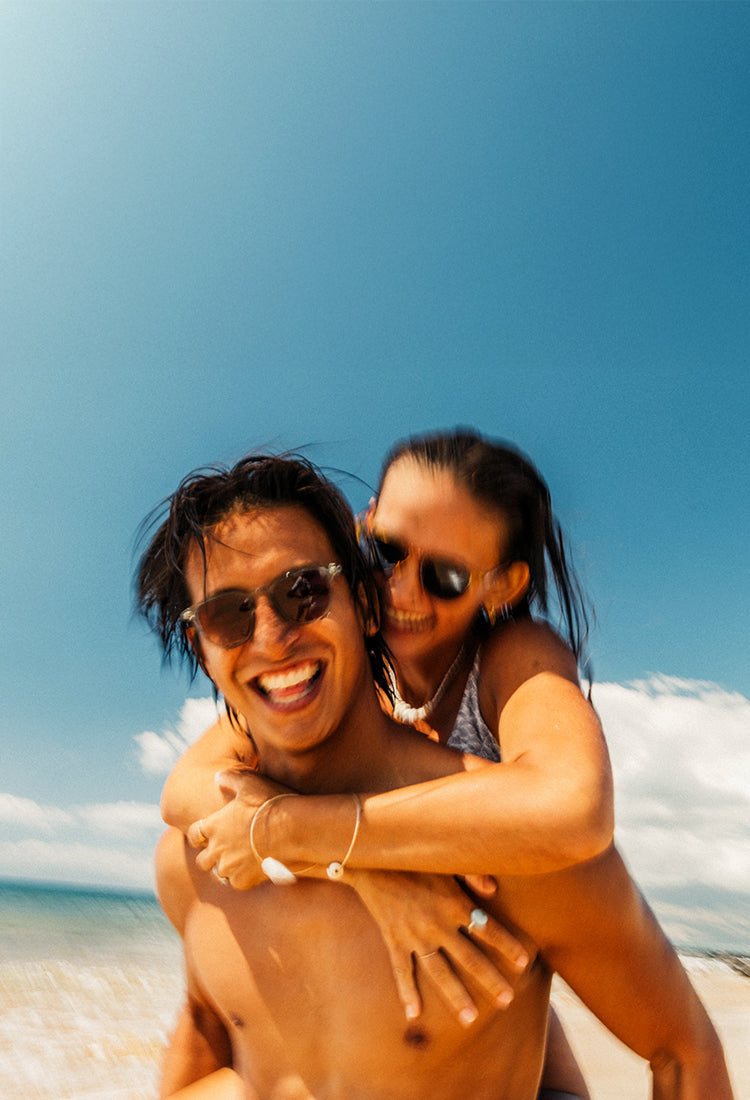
<box><xmin>255</xmin><ymin>661</ymin><xmax>323</xmax><ymax>706</ymax></box>
<box><xmin>383</xmin><ymin>606</ymin><xmax>432</xmax><ymax>633</ymax></box>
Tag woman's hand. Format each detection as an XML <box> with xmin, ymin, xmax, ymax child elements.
<box><xmin>348</xmin><ymin>868</ymin><xmax>529</xmax><ymax>1026</ymax></box>
<box><xmin>188</xmin><ymin>781</ymin><xmax>531</xmax><ymax>1028</ymax></box>
<box><xmin>187</xmin><ymin>769</ymin><xmax>289</xmax><ymax>889</ymax></box>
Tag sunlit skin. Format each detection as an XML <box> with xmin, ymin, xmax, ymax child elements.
<box><xmin>163</xmin><ymin>462</ymin><xmax>607</xmax><ymax>1060</ymax></box>
<box><xmin>155</xmin><ymin>459</ymin><xmax>733</xmax><ymax>1099</ymax></box>
<box><xmin>370</xmin><ymin>456</ymin><xmax>528</xmax><ymax>738</ymax></box>
<box><xmin>183</xmin><ymin>506</ymin><xmax>375</xmax><ymax>793</ymax></box>
<box><xmin>161</xmin><ymin>504</ymin><xmax>558</xmax><ymax>1099</ymax></box>
<box><xmin>156</xmin><ymin>499</ymin><xmax>733</xmax><ymax>1099</ymax></box>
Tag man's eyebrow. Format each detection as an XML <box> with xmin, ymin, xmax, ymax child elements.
<box><xmin>200</xmin><ymin>584</ymin><xmax>250</xmax><ymax>600</ymax></box>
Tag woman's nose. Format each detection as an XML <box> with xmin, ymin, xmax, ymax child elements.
<box><xmin>385</xmin><ymin>555</ymin><xmax>425</xmax><ymax>606</ymax></box>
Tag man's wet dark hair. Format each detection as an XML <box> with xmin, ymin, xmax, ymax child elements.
<box><xmin>379</xmin><ymin>428</ymin><xmax>592</xmax><ymax>671</ymax></box>
<box><xmin>136</xmin><ymin>452</ymin><xmax>389</xmax><ymax>696</ymax></box>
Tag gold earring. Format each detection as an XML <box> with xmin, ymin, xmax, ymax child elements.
<box><xmin>484</xmin><ymin>605</ymin><xmax>497</xmax><ymax>627</ymax></box>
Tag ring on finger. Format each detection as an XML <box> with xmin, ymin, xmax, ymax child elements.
<box><xmin>416</xmin><ymin>950</ymin><xmax>440</xmax><ymax>960</ymax></box>
<box><xmin>467</xmin><ymin>907</ymin><xmax>489</xmax><ymax>935</ymax></box>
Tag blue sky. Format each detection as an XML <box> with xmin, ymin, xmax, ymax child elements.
<box><xmin>1</xmin><ymin>2</ymin><xmax>748</xmax><ymax>950</ymax></box>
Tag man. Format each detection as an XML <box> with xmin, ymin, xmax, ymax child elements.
<box><xmin>138</xmin><ymin>453</ymin><xmax>732</xmax><ymax>1100</ymax></box>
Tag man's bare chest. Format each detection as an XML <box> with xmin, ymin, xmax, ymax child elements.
<box><xmin>184</xmin><ymin>878</ymin><xmax>550</xmax><ymax>1099</ymax></box>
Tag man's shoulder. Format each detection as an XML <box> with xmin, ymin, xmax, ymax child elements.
<box><xmin>155</xmin><ymin>826</ymin><xmax>196</xmax><ymax>934</ymax></box>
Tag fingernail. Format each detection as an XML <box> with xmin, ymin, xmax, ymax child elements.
<box><xmin>459</xmin><ymin>1006</ymin><xmax>478</xmax><ymax>1027</ymax></box>
<box><xmin>405</xmin><ymin>1005</ymin><xmax>419</xmax><ymax>1020</ymax></box>
<box><xmin>515</xmin><ymin>953</ymin><xmax>529</xmax><ymax>971</ymax></box>
<box><xmin>497</xmin><ymin>990</ymin><xmax>513</xmax><ymax>1008</ymax></box>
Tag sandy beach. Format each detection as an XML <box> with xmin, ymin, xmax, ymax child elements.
<box><xmin>551</xmin><ymin>955</ymin><xmax>749</xmax><ymax>1099</ymax></box>
<box><xmin>1</xmin><ymin>955</ymin><xmax>747</xmax><ymax>1099</ymax></box>
<box><xmin>1</xmin><ymin>882</ymin><xmax>747</xmax><ymax>1098</ymax></box>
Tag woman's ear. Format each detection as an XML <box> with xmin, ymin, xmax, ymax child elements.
<box><xmin>485</xmin><ymin>561</ymin><xmax>530</xmax><ymax>616</ymax></box>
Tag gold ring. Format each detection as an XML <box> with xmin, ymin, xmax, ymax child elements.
<box><xmin>196</xmin><ymin>820</ymin><xmax>208</xmax><ymax>846</ymax></box>
<box><xmin>417</xmin><ymin>950</ymin><xmax>440</xmax><ymax>960</ymax></box>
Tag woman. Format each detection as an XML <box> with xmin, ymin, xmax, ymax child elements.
<box><xmin>161</xmin><ymin>429</ymin><xmax>729</xmax><ymax>1098</ymax></box>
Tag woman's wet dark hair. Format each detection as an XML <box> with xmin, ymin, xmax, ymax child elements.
<box><xmin>378</xmin><ymin>428</ymin><xmax>592</xmax><ymax>671</ymax></box>
<box><xmin>135</xmin><ymin>452</ymin><xmax>389</xmax><ymax>697</ymax></box>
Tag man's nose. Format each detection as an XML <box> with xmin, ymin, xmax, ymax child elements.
<box><xmin>250</xmin><ymin>595</ymin><xmax>299</xmax><ymax>653</ymax></box>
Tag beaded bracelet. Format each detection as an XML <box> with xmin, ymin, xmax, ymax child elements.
<box><xmin>249</xmin><ymin>793</ymin><xmax>313</xmax><ymax>885</ymax></box>
<box><xmin>250</xmin><ymin>791</ymin><xmax>362</xmax><ymax>885</ymax></box>
<box><xmin>326</xmin><ymin>793</ymin><xmax>362</xmax><ymax>880</ymax></box>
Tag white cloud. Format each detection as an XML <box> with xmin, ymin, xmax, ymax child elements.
<box><xmin>0</xmin><ymin>699</ymin><xmax>222</xmax><ymax>891</ymax></box>
<box><xmin>0</xmin><ymin>793</ymin><xmax>75</xmax><ymax>831</ymax></box>
<box><xmin>0</xmin><ymin>793</ymin><xmax>165</xmax><ymax>889</ymax></box>
<box><xmin>135</xmin><ymin>728</ymin><xmax>188</xmax><ymax>777</ymax></box>
<box><xmin>0</xmin><ymin>837</ymin><xmax>157</xmax><ymax>891</ymax></box>
<box><xmin>0</xmin><ymin>794</ymin><xmax>162</xmax><ymax>841</ymax></box>
<box><xmin>74</xmin><ymin>800</ymin><xmax>163</xmax><ymax>838</ymax></box>
<box><xmin>594</xmin><ymin>675</ymin><xmax>750</xmax><ymax>947</ymax></box>
<box><xmin>135</xmin><ymin>697</ymin><xmax>221</xmax><ymax>777</ymax></box>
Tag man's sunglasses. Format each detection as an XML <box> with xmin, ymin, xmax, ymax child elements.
<box><xmin>180</xmin><ymin>564</ymin><xmax>343</xmax><ymax>650</ymax></box>
<box><xmin>359</xmin><ymin>526</ymin><xmax>495</xmax><ymax>601</ymax></box>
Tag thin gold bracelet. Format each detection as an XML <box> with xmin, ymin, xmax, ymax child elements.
<box><xmin>249</xmin><ymin>793</ymin><xmax>316</xmax><ymax>885</ymax></box>
<box><xmin>326</xmin><ymin>793</ymin><xmax>362</xmax><ymax>880</ymax></box>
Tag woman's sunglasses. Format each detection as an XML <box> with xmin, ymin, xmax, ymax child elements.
<box><xmin>359</xmin><ymin>526</ymin><xmax>494</xmax><ymax>601</ymax></box>
<box><xmin>180</xmin><ymin>564</ymin><xmax>343</xmax><ymax>649</ymax></box>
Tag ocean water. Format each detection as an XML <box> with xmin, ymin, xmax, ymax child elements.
<box><xmin>2</xmin><ymin>879</ymin><xmax>747</xmax><ymax>1100</ymax></box>
<box><xmin>0</xmin><ymin>880</ymin><xmax>183</xmax><ymax>1099</ymax></box>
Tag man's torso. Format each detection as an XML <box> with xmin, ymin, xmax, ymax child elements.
<box><xmin>180</xmin><ymin>848</ymin><xmax>551</xmax><ymax>1100</ymax></box>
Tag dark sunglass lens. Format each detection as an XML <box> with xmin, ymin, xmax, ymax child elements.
<box><xmin>199</xmin><ymin>592</ymin><xmax>255</xmax><ymax>646</ymax></box>
<box><xmin>372</xmin><ymin>537</ymin><xmax>407</xmax><ymax>571</ymax></box>
<box><xmin>275</xmin><ymin>569</ymin><xmax>332</xmax><ymax>623</ymax></box>
<box><xmin>422</xmin><ymin>559</ymin><xmax>471</xmax><ymax>600</ymax></box>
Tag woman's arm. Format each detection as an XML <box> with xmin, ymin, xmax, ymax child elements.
<box><xmin>252</xmin><ymin>688</ymin><xmax>612</xmax><ymax>879</ymax></box>
<box><xmin>161</xmin><ymin>713</ymin><xmax>265</xmax><ymax>833</ymax></box>
<box><xmin>501</xmin><ymin>844</ymin><xmax>733</xmax><ymax>1099</ymax></box>
<box><xmin>191</xmin><ymin>625</ymin><xmax>613</xmax><ymax>881</ymax></box>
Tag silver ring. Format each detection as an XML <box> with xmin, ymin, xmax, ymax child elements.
<box><xmin>467</xmin><ymin>907</ymin><xmax>489</xmax><ymax>935</ymax></box>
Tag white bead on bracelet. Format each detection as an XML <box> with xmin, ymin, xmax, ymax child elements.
<box><xmin>326</xmin><ymin>793</ymin><xmax>362</xmax><ymax>880</ymax></box>
<box><xmin>249</xmin><ymin>791</ymin><xmax>362</xmax><ymax>885</ymax></box>
<box><xmin>250</xmin><ymin>793</ymin><xmax>309</xmax><ymax>885</ymax></box>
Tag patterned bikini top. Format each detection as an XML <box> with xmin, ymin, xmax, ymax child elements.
<box><xmin>446</xmin><ymin>650</ymin><xmax>501</xmax><ymax>762</ymax></box>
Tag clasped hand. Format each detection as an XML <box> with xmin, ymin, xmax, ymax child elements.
<box><xmin>187</xmin><ymin>769</ymin><xmax>529</xmax><ymax>1025</ymax></box>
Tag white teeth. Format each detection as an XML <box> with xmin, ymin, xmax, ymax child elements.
<box><xmin>386</xmin><ymin>608</ymin><xmax>429</xmax><ymax>628</ymax></box>
<box><xmin>257</xmin><ymin>661</ymin><xmax>320</xmax><ymax>694</ymax></box>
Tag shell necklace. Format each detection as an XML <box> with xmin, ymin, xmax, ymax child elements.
<box><xmin>387</xmin><ymin>642</ymin><xmax>470</xmax><ymax>726</ymax></box>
